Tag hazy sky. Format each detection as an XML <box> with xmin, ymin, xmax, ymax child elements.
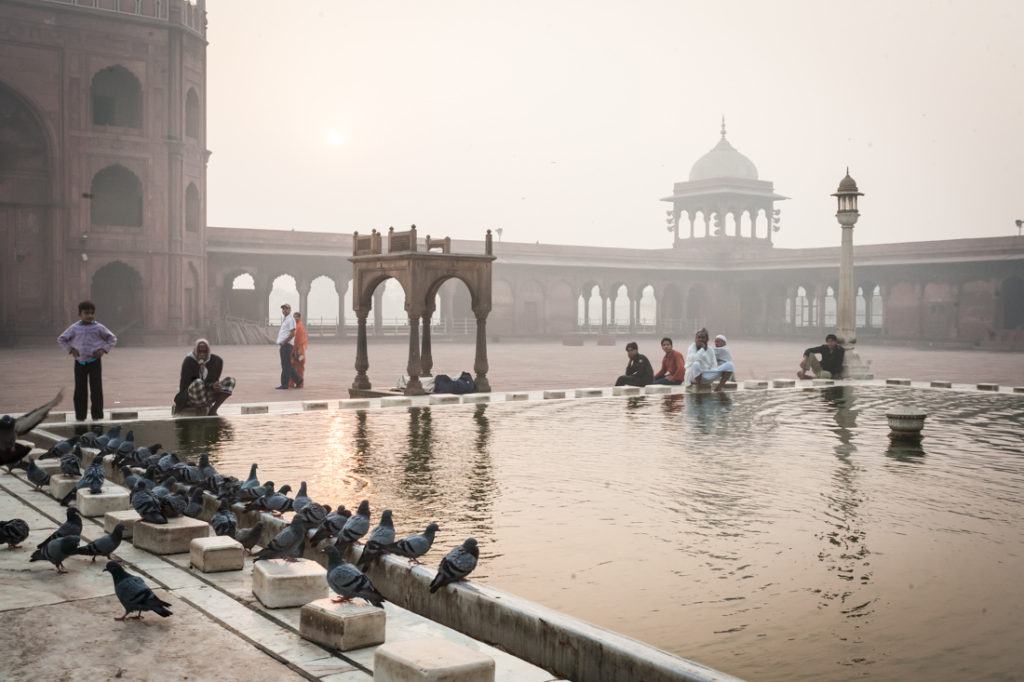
<box><xmin>205</xmin><ymin>0</ymin><xmax>1024</xmax><ymax>250</ymax></box>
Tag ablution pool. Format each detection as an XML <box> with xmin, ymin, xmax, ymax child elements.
<box><xmin>55</xmin><ymin>386</ymin><xmax>1024</xmax><ymax>681</ymax></box>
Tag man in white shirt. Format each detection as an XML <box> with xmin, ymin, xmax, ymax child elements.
<box><xmin>275</xmin><ymin>303</ymin><xmax>303</xmax><ymax>389</ymax></box>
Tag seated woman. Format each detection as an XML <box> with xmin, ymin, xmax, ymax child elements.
<box><xmin>173</xmin><ymin>338</ymin><xmax>236</xmax><ymax>416</ymax></box>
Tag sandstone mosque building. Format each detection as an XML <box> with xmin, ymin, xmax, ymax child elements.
<box><xmin>2</xmin><ymin>0</ymin><xmax>1022</xmax><ymax>348</ymax></box>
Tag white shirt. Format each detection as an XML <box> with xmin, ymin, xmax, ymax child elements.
<box><xmin>683</xmin><ymin>342</ymin><xmax>717</xmax><ymax>386</ymax></box>
<box><xmin>276</xmin><ymin>314</ymin><xmax>296</xmax><ymax>344</ymax></box>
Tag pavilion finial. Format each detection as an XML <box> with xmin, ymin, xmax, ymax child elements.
<box><xmin>721</xmin><ymin>116</ymin><xmax>726</xmax><ymax>138</ymax></box>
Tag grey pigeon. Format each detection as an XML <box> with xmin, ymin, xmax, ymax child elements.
<box><xmin>30</xmin><ymin>535</ymin><xmax>80</xmax><ymax>573</ymax></box>
<box><xmin>103</xmin><ymin>561</ymin><xmax>172</xmax><ymax>620</ymax></box>
<box><xmin>295</xmin><ymin>500</ymin><xmax>328</xmax><ymax>529</ymax></box>
<box><xmin>37</xmin><ymin>507</ymin><xmax>82</xmax><ymax>548</ymax></box>
<box><xmin>323</xmin><ymin>544</ymin><xmax>385</xmax><ymax>607</ymax></box>
<box><xmin>334</xmin><ymin>499</ymin><xmax>371</xmax><ymax>555</ymax></box>
<box><xmin>0</xmin><ymin>518</ymin><xmax>30</xmax><ymax>548</ymax></box>
<box><xmin>293</xmin><ymin>481</ymin><xmax>313</xmax><ymax>515</ymax></box>
<box><xmin>171</xmin><ymin>460</ymin><xmax>203</xmax><ymax>485</ymax></box>
<box><xmin>239</xmin><ymin>479</ymin><xmax>273</xmax><ymax>503</ymax></box>
<box><xmin>74</xmin><ymin>523</ymin><xmax>125</xmax><ymax>562</ymax></box>
<box><xmin>357</xmin><ymin>509</ymin><xmax>395</xmax><ymax>571</ymax></box>
<box><xmin>183</xmin><ymin>487</ymin><xmax>205</xmax><ymax>518</ymax></box>
<box><xmin>151</xmin><ymin>474</ymin><xmax>177</xmax><ymax>500</ymax></box>
<box><xmin>198</xmin><ymin>452</ymin><xmax>217</xmax><ymax>483</ymax></box>
<box><xmin>429</xmin><ymin>538</ymin><xmax>479</xmax><ymax>593</ymax></box>
<box><xmin>234</xmin><ymin>521</ymin><xmax>264</xmax><ymax>554</ymax></box>
<box><xmin>130</xmin><ymin>480</ymin><xmax>167</xmax><ymax>524</ymax></box>
<box><xmin>102</xmin><ymin>428</ymin><xmax>129</xmax><ymax>455</ymax></box>
<box><xmin>60</xmin><ymin>452</ymin><xmax>105</xmax><ymax>506</ymax></box>
<box><xmin>42</xmin><ymin>435</ymin><xmax>79</xmax><ymax>460</ymax></box>
<box><xmin>240</xmin><ymin>463</ymin><xmax>259</xmax><ymax>490</ymax></box>
<box><xmin>26</xmin><ymin>457</ymin><xmax>51</xmax><ymax>490</ymax></box>
<box><xmin>0</xmin><ymin>390</ymin><xmax>63</xmax><ymax>471</ymax></box>
<box><xmin>160</xmin><ymin>490</ymin><xmax>188</xmax><ymax>519</ymax></box>
<box><xmin>377</xmin><ymin>522</ymin><xmax>439</xmax><ymax>566</ymax></box>
<box><xmin>210</xmin><ymin>499</ymin><xmax>237</xmax><ymax>537</ymax></box>
<box><xmin>310</xmin><ymin>504</ymin><xmax>351</xmax><ymax>546</ymax></box>
<box><xmin>156</xmin><ymin>451</ymin><xmax>179</xmax><ymax>475</ymax></box>
<box><xmin>60</xmin><ymin>445</ymin><xmax>83</xmax><ymax>477</ymax></box>
<box><xmin>253</xmin><ymin>516</ymin><xmax>310</xmax><ymax>562</ymax></box>
<box><xmin>245</xmin><ymin>484</ymin><xmax>292</xmax><ymax>516</ymax></box>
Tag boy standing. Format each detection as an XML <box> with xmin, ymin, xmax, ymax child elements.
<box><xmin>58</xmin><ymin>300</ymin><xmax>117</xmax><ymax>421</ymax></box>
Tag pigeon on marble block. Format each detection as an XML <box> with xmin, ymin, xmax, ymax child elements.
<box><xmin>0</xmin><ymin>389</ymin><xmax>63</xmax><ymax>472</ymax></box>
<box><xmin>376</xmin><ymin>522</ymin><xmax>439</xmax><ymax>566</ymax></box>
<box><xmin>183</xmin><ymin>486</ymin><xmax>205</xmax><ymax>518</ymax></box>
<box><xmin>240</xmin><ymin>463</ymin><xmax>259</xmax><ymax>491</ymax></box>
<box><xmin>156</xmin><ymin>451</ymin><xmax>179</xmax><ymax>475</ymax></box>
<box><xmin>26</xmin><ymin>457</ymin><xmax>51</xmax><ymax>491</ymax></box>
<box><xmin>123</xmin><ymin>442</ymin><xmax>160</xmax><ymax>468</ymax></box>
<box><xmin>130</xmin><ymin>480</ymin><xmax>167</xmax><ymax>524</ymax></box>
<box><xmin>42</xmin><ymin>434</ymin><xmax>79</xmax><ymax>460</ymax></box>
<box><xmin>74</xmin><ymin>523</ymin><xmax>125</xmax><ymax>562</ymax></box>
<box><xmin>239</xmin><ymin>479</ymin><xmax>273</xmax><ymax>504</ymax></box>
<box><xmin>103</xmin><ymin>561</ymin><xmax>172</xmax><ymax>620</ymax></box>
<box><xmin>333</xmin><ymin>500</ymin><xmax>371</xmax><ymax>557</ymax></box>
<box><xmin>234</xmin><ymin>521</ymin><xmax>264</xmax><ymax>554</ymax></box>
<box><xmin>59</xmin><ymin>452</ymin><xmax>105</xmax><ymax>506</ymax></box>
<box><xmin>253</xmin><ymin>516</ymin><xmax>311</xmax><ymax>562</ymax></box>
<box><xmin>0</xmin><ymin>518</ymin><xmax>30</xmax><ymax>549</ymax></box>
<box><xmin>37</xmin><ymin>507</ymin><xmax>83</xmax><ymax>549</ymax></box>
<box><xmin>160</xmin><ymin>490</ymin><xmax>189</xmax><ymax>519</ymax></box>
<box><xmin>294</xmin><ymin>500</ymin><xmax>328</xmax><ymax>530</ymax></box>
<box><xmin>80</xmin><ymin>424</ymin><xmax>119</xmax><ymax>450</ymax></box>
<box><xmin>30</xmin><ymin>535</ymin><xmax>80</xmax><ymax>573</ymax></box>
<box><xmin>121</xmin><ymin>465</ymin><xmax>150</xmax><ymax>493</ymax></box>
<box><xmin>151</xmin><ymin>474</ymin><xmax>177</xmax><ymax>500</ymax></box>
<box><xmin>322</xmin><ymin>544</ymin><xmax>385</xmax><ymax>607</ymax></box>
<box><xmin>244</xmin><ymin>484</ymin><xmax>292</xmax><ymax>517</ymax></box>
<box><xmin>171</xmin><ymin>459</ymin><xmax>203</xmax><ymax>486</ymax></box>
<box><xmin>356</xmin><ymin>509</ymin><xmax>395</xmax><ymax>571</ymax></box>
<box><xmin>60</xmin><ymin>445</ymin><xmax>83</xmax><ymax>477</ymax></box>
<box><xmin>210</xmin><ymin>498</ymin><xmax>237</xmax><ymax>537</ymax></box>
<box><xmin>292</xmin><ymin>481</ymin><xmax>313</xmax><ymax>515</ymax></box>
<box><xmin>198</xmin><ymin>452</ymin><xmax>219</xmax><ymax>485</ymax></box>
<box><xmin>429</xmin><ymin>538</ymin><xmax>479</xmax><ymax>593</ymax></box>
<box><xmin>112</xmin><ymin>437</ymin><xmax>136</xmax><ymax>468</ymax></box>
<box><xmin>102</xmin><ymin>428</ymin><xmax>129</xmax><ymax>455</ymax></box>
<box><xmin>308</xmin><ymin>504</ymin><xmax>351</xmax><ymax>546</ymax></box>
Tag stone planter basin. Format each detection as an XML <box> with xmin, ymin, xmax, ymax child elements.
<box><xmin>886</xmin><ymin>406</ymin><xmax>928</xmax><ymax>440</ymax></box>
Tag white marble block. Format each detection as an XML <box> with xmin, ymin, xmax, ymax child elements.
<box><xmin>542</xmin><ymin>390</ymin><xmax>566</xmax><ymax>399</ymax></box>
<box><xmin>36</xmin><ymin>458</ymin><xmax>62</xmax><ymax>477</ymax></box>
<box><xmin>252</xmin><ymin>558</ymin><xmax>328</xmax><ymax>608</ymax></box>
<box><xmin>299</xmin><ymin>598</ymin><xmax>385</xmax><ymax>651</ymax></box>
<box><xmin>48</xmin><ymin>476</ymin><xmax>80</xmax><ymax>502</ymax></box>
<box><xmin>374</xmin><ymin>638</ymin><xmax>495</xmax><ymax>682</ymax></box>
<box><xmin>381</xmin><ymin>397</ymin><xmax>412</xmax><ymax>408</ymax></box>
<box><xmin>76</xmin><ymin>482</ymin><xmax>130</xmax><ymax>517</ymax></box>
<box><xmin>505</xmin><ymin>392</ymin><xmax>529</xmax><ymax>401</ymax></box>
<box><xmin>930</xmin><ymin>380</ymin><xmax>953</xmax><ymax>389</ymax></box>
<box><xmin>105</xmin><ymin>509</ymin><xmax>141</xmax><ymax>539</ymax></box>
<box><xmin>612</xmin><ymin>386</ymin><xmax>641</xmax><ymax>396</ymax></box>
<box><xmin>772</xmin><ymin>379</ymin><xmax>796</xmax><ymax>388</ymax></box>
<box><xmin>461</xmin><ymin>393</ymin><xmax>490</xmax><ymax>403</ymax></box>
<box><xmin>190</xmin><ymin>535</ymin><xmax>244</xmax><ymax>572</ymax></box>
<box><xmin>976</xmin><ymin>383</ymin><xmax>999</xmax><ymax>392</ymax></box>
<box><xmin>886</xmin><ymin>378</ymin><xmax>912</xmax><ymax>386</ymax></box>
<box><xmin>133</xmin><ymin>516</ymin><xmax>210</xmax><ymax>554</ymax></box>
<box><xmin>743</xmin><ymin>380</ymin><xmax>769</xmax><ymax>390</ymax></box>
<box><xmin>241</xmin><ymin>404</ymin><xmax>269</xmax><ymax>414</ymax></box>
<box><xmin>429</xmin><ymin>395</ymin><xmax>460</xmax><ymax>405</ymax></box>
<box><xmin>643</xmin><ymin>385</ymin><xmax>671</xmax><ymax>394</ymax></box>
<box><xmin>574</xmin><ymin>388</ymin><xmax>604</xmax><ymax>398</ymax></box>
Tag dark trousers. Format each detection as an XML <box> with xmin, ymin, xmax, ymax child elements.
<box><xmin>73</xmin><ymin>358</ymin><xmax>103</xmax><ymax>420</ymax></box>
<box><xmin>279</xmin><ymin>343</ymin><xmax>302</xmax><ymax>387</ymax></box>
<box><xmin>615</xmin><ymin>375</ymin><xmax>646</xmax><ymax>387</ymax></box>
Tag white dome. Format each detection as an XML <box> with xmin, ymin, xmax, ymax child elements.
<box><xmin>689</xmin><ymin>132</ymin><xmax>758</xmax><ymax>182</ymax></box>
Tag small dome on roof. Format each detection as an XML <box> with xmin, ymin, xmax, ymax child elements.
<box><xmin>836</xmin><ymin>169</ymin><xmax>859</xmax><ymax>193</ymax></box>
<box><xmin>689</xmin><ymin>120</ymin><xmax>759</xmax><ymax>182</ymax></box>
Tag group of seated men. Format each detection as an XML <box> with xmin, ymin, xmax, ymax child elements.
<box><xmin>614</xmin><ymin>330</ymin><xmax>846</xmax><ymax>391</ymax></box>
<box><xmin>615</xmin><ymin>329</ymin><xmax>734</xmax><ymax>392</ymax></box>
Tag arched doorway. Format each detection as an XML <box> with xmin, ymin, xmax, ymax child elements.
<box><xmin>92</xmin><ymin>261</ymin><xmax>143</xmax><ymax>337</ymax></box>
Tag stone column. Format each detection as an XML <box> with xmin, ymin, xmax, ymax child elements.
<box><xmin>833</xmin><ymin>171</ymin><xmax>872</xmax><ymax>378</ymax></box>
<box><xmin>335</xmin><ymin>278</ymin><xmax>347</xmax><ymax>338</ymax></box>
<box><xmin>351</xmin><ymin>306</ymin><xmax>371</xmax><ymax>390</ymax></box>
<box><xmin>473</xmin><ymin>308</ymin><xmax>491</xmax><ymax>392</ymax></box>
<box><xmin>420</xmin><ymin>309</ymin><xmax>434</xmax><ymax>376</ymax></box>
<box><xmin>296</xmin><ymin>278</ymin><xmax>310</xmax><ymax>319</ymax></box>
<box><xmin>404</xmin><ymin>312</ymin><xmax>425</xmax><ymax>395</ymax></box>
<box><xmin>372</xmin><ymin>287</ymin><xmax>384</xmax><ymax>336</ymax></box>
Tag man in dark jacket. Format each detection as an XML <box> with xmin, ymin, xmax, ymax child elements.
<box><xmin>615</xmin><ymin>341</ymin><xmax>654</xmax><ymax>387</ymax></box>
<box><xmin>173</xmin><ymin>339</ymin><xmax>236</xmax><ymax>416</ymax></box>
<box><xmin>798</xmin><ymin>334</ymin><xmax>846</xmax><ymax>379</ymax></box>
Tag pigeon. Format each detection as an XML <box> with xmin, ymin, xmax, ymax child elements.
<box><xmin>156</xmin><ymin>451</ymin><xmax>179</xmax><ymax>475</ymax></box>
<box><xmin>171</xmin><ymin>460</ymin><xmax>203</xmax><ymax>485</ymax></box>
<box><xmin>42</xmin><ymin>434</ymin><xmax>79</xmax><ymax>460</ymax></box>
<box><xmin>130</xmin><ymin>480</ymin><xmax>167</xmax><ymax>524</ymax></box>
<box><xmin>151</xmin><ymin>474</ymin><xmax>177</xmax><ymax>500</ymax></box>
<box><xmin>310</xmin><ymin>504</ymin><xmax>351</xmax><ymax>546</ymax></box>
<box><xmin>183</xmin><ymin>487</ymin><xmax>205</xmax><ymax>518</ymax></box>
<box><xmin>0</xmin><ymin>518</ymin><xmax>30</xmax><ymax>548</ymax></box>
<box><xmin>240</xmin><ymin>463</ymin><xmax>259</xmax><ymax>490</ymax></box>
<box><xmin>160</xmin><ymin>490</ymin><xmax>189</xmax><ymax>519</ymax></box>
<box><xmin>112</xmin><ymin>437</ymin><xmax>136</xmax><ymax>468</ymax></box>
<box><xmin>376</xmin><ymin>522</ymin><xmax>439</xmax><ymax>566</ymax></box>
<box><xmin>37</xmin><ymin>507</ymin><xmax>82</xmax><ymax>548</ymax></box>
<box><xmin>26</xmin><ymin>457</ymin><xmax>51</xmax><ymax>490</ymax></box>
<box><xmin>234</xmin><ymin>521</ymin><xmax>264</xmax><ymax>554</ymax></box>
<box><xmin>334</xmin><ymin>500</ymin><xmax>371</xmax><ymax>555</ymax></box>
<box><xmin>30</xmin><ymin>535</ymin><xmax>80</xmax><ymax>573</ymax></box>
<box><xmin>60</xmin><ymin>445</ymin><xmax>83</xmax><ymax>477</ymax></box>
<box><xmin>292</xmin><ymin>481</ymin><xmax>313</xmax><ymax>515</ymax></box>
<box><xmin>124</xmin><ymin>443</ymin><xmax>161</xmax><ymax>467</ymax></box>
<box><xmin>103</xmin><ymin>561</ymin><xmax>172</xmax><ymax>620</ymax></box>
<box><xmin>239</xmin><ymin>479</ymin><xmax>273</xmax><ymax>503</ymax></box>
<box><xmin>429</xmin><ymin>538</ymin><xmax>479</xmax><ymax>593</ymax></box>
<box><xmin>0</xmin><ymin>390</ymin><xmax>63</xmax><ymax>471</ymax></box>
<box><xmin>120</xmin><ymin>465</ymin><xmax>149</xmax><ymax>492</ymax></box>
<box><xmin>102</xmin><ymin>428</ymin><xmax>130</xmax><ymax>455</ymax></box>
<box><xmin>94</xmin><ymin>424</ymin><xmax>121</xmax><ymax>450</ymax></box>
<box><xmin>294</xmin><ymin>500</ymin><xmax>328</xmax><ymax>530</ymax></box>
<box><xmin>244</xmin><ymin>484</ymin><xmax>292</xmax><ymax>516</ymax></box>
<box><xmin>357</xmin><ymin>510</ymin><xmax>395</xmax><ymax>571</ymax></box>
<box><xmin>60</xmin><ymin>452</ymin><xmax>105</xmax><ymax>505</ymax></box>
<box><xmin>210</xmin><ymin>499</ymin><xmax>237</xmax><ymax>537</ymax></box>
<box><xmin>322</xmin><ymin>544</ymin><xmax>385</xmax><ymax>607</ymax></box>
<box><xmin>74</xmin><ymin>523</ymin><xmax>125</xmax><ymax>562</ymax></box>
<box><xmin>253</xmin><ymin>516</ymin><xmax>310</xmax><ymax>562</ymax></box>
<box><xmin>198</xmin><ymin>452</ymin><xmax>217</xmax><ymax>483</ymax></box>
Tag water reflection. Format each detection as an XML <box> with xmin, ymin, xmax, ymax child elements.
<box><xmin>402</xmin><ymin>407</ymin><xmax>435</xmax><ymax>500</ymax></box>
<box><xmin>685</xmin><ymin>391</ymin><xmax>732</xmax><ymax>433</ymax></box>
<box><xmin>885</xmin><ymin>440</ymin><xmax>927</xmax><ymax>464</ymax></box>
<box><xmin>473</xmin><ymin>404</ymin><xmax>490</xmax><ymax>453</ymax></box>
<box><xmin>174</xmin><ymin>416</ymin><xmax>234</xmax><ymax>453</ymax></box>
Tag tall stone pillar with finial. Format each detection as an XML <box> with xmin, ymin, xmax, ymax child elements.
<box><xmin>832</xmin><ymin>170</ymin><xmax>873</xmax><ymax>379</ymax></box>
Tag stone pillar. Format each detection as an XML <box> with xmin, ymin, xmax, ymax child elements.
<box><xmin>629</xmin><ymin>295</ymin><xmax>636</xmax><ymax>333</ymax></box>
<box><xmin>404</xmin><ymin>312</ymin><xmax>425</xmax><ymax>395</ymax></box>
<box><xmin>473</xmin><ymin>309</ymin><xmax>491</xmax><ymax>393</ymax></box>
<box><xmin>255</xmin><ymin>279</ymin><xmax>272</xmax><ymax>325</ymax></box>
<box><xmin>420</xmin><ymin>309</ymin><xmax>434</xmax><ymax>376</ymax></box>
<box><xmin>688</xmin><ymin>213</ymin><xmax>695</xmax><ymax>239</ymax></box>
<box><xmin>372</xmin><ymin>287</ymin><xmax>384</xmax><ymax>336</ymax></box>
<box><xmin>351</xmin><ymin>307</ymin><xmax>371</xmax><ymax>390</ymax></box>
<box><xmin>296</xmin><ymin>278</ymin><xmax>311</xmax><ymax>319</ymax></box>
<box><xmin>335</xmin><ymin>278</ymin><xmax>348</xmax><ymax>338</ymax></box>
<box><xmin>601</xmin><ymin>293</ymin><xmax>608</xmax><ymax>331</ymax></box>
<box><xmin>833</xmin><ymin>171</ymin><xmax>872</xmax><ymax>378</ymax></box>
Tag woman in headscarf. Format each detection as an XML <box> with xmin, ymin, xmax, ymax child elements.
<box><xmin>289</xmin><ymin>312</ymin><xmax>307</xmax><ymax>388</ymax></box>
<box><xmin>173</xmin><ymin>338</ymin><xmax>236</xmax><ymax>416</ymax></box>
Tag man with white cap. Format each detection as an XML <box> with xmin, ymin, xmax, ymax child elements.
<box><xmin>689</xmin><ymin>330</ymin><xmax>735</xmax><ymax>392</ymax></box>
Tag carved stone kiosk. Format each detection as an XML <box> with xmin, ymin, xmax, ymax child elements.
<box><xmin>349</xmin><ymin>226</ymin><xmax>496</xmax><ymax>397</ymax></box>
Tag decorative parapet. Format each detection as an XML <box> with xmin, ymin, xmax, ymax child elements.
<box><xmin>387</xmin><ymin>225</ymin><xmax>418</xmax><ymax>253</ymax></box>
<box><xmin>352</xmin><ymin>229</ymin><xmax>382</xmax><ymax>256</ymax></box>
<box><xmin>38</xmin><ymin>0</ymin><xmax>206</xmax><ymax>37</ymax></box>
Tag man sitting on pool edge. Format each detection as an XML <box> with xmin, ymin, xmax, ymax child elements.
<box><xmin>798</xmin><ymin>333</ymin><xmax>846</xmax><ymax>380</ymax></box>
<box><xmin>614</xmin><ymin>341</ymin><xmax>654</xmax><ymax>387</ymax></box>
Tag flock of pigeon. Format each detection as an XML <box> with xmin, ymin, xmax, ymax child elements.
<box><xmin>1</xmin><ymin>394</ymin><xmax>480</xmax><ymax>622</ymax></box>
